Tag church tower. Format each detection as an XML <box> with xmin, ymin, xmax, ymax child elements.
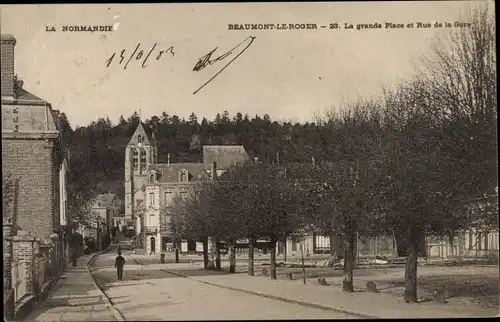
<box><xmin>124</xmin><ymin>121</ymin><xmax>157</xmax><ymax>220</ymax></box>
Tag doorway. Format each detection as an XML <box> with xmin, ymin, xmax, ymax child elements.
<box><xmin>150</xmin><ymin>237</ymin><xmax>156</xmax><ymax>254</ymax></box>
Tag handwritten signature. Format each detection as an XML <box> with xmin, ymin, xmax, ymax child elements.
<box><xmin>192</xmin><ymin>36</ymin><xmax>256</xmax><ymax>95</ymax></box>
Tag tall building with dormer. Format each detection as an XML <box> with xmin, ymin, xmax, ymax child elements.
<box><xmin>124</xmin><ymin>122</ymin><xmax>250</xmax><ymax>253</ymax></box>
<box><xmin>2</xmin><ymin>34</ymin><xmax>71</xmax><ymax>286</ymax></box>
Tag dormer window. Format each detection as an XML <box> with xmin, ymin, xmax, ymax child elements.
<box><xmin>149</xmin><ymin>171</ymin><xmax>157</xmax><ymax>184</ymax></box>
<box><xmin>179</xmin><ymin>170</ymin><xmax>188</xmax><ymax>182</ymax></box>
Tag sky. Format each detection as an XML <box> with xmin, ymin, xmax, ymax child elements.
<box><xmin>0</xmin><ymin>1</ymin><xmax>486</xmax><ymax>128</ymax></box>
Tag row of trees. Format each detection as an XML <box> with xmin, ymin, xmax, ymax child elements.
<box><xmin>165</xmin><ymin>6</ymin><xmax>497</xmax><ymax>303</ymax></box>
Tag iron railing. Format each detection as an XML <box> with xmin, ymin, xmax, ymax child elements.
<box><xmin>143</xmin><ymin>226</ymin><xmax>159</xmax><ymax>234</ymax></box>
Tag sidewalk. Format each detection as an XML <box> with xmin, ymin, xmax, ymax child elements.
<box><xmin>159</xmin><ymin>267</ymin><xmax>499</xmax><ymax>319</ymax></box>
<box><xmin>23</xmin><ymin>254</ymin><xmax>118</xmax><ymax>321</ymax></box>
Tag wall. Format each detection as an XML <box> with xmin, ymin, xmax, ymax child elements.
<box><xmin>462</xmin><ymin>230</ymin><xmax>499</xmax><ymax>258</ymax></box>
<box><xmin>1</xmin><ymin>34</ymin><xmax>15</xmax><ymax>97</ymax></box>
<box><xmin>59</xmin><ymin>161</ymin><xmax>68</xmax><ymax>226</ymax></box>
<box><xmin>2</xmin><ymin>139</ymin><xmax>56</xmax><ymax>240</ymax></box>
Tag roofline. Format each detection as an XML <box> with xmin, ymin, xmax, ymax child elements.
<box><xmin>2</xmin><ymin>131</ymin><xmax>59</xmax><ymax>139</ymax></box>
<box><xmin>1</xmin><ymin>97</ymin><xmax>49</xmax><ymax>106</ymax></box>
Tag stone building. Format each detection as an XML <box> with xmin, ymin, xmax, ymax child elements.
<box><xmin>124</xmin><ymin>121</ymin><xmax>249</xmax><ymax>253</ymax></box>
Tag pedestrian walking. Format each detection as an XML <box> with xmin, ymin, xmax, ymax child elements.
<box><xmin>129</xmin><ymin>237</ymin><xmax>136</xmax><ymax>255</ymax></box>
<box><xmin>115</xmin><ymin>250</ymin><xmax>126</xmax><ymax>280</ymax></box>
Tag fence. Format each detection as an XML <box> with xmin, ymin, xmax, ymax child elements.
<box><xmin>11</xmin><ymin>262</ymin><xmax>27</xmax><ymax>303</ymax></box>
<box><xmin>35</xmin><ymin>256</ymin><xmax>49</xmax><ymax>289</ymax></box>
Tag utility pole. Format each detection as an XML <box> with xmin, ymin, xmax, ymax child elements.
<box><xmin>300</xmin><ymin>239</ymin><xmax>306</xmax><ymax>284</ymax></box>
<box><xmin>97</xmin><ymin>218</ymin><xmax>101</xmax><ymax>251</ymax></box>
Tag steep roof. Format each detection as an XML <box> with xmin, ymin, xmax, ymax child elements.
<box><xmin>93</xmin><ymin>193</ymin><xmax>117</xmax><ymax>207</ymax></box>
<box><xmin>128</xmin><ymin>122</ymin><xmax>154</xmax><ymax>146</ymax></box>
<box><xmin>149</xmin><ymin>163</ymin><xmax>210</xmax><ymax>183</ymax></box>
<box><xmin>15</xmin><ymin>86</ymin><xmax>44</xmax><ymax>101</ymax></box>
<box><xmin>202</xmin><ymin>145</ymin><xmax>249</xmax><ymax>170</ymax></box>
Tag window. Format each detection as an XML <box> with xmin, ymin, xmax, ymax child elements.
<box><xmin>140</xmin><ymin>148</ymin><xmax>147</xmax><ymax>169</ymax></box>
<box><xmin>149</xmin><ymin>192</ymin><xmax>155</xmax><ymax>207</ymax></box>
<box><xmin>164</xmin><ymin>192</ymin><xmax>173</xmax><ymax>206</ymax></box>
<box><xmin>180</xmin><ymin>171</ymin><xmax>187</xmax><ymax>182</ymax></box>
<box><xmin>133</xmin><ymin>149</ymin><xmax>139</xmax><ymax>169</ymax></box>
<box><xmin>138</xmin><ymin>135</ymin><xmax>143</xmax><ymax>143</ymax></box>
<box><xmin>180</xmin><ymin>191</ymin><xmax>188</xmax><ymax>201</ymax></box>
<box><xmin>149</xmin><ymin>172</ymin><xmax>156</xmax><ymax>184</ymax></box>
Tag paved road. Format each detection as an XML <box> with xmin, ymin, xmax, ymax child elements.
<box><xmin>90</xmin><ymin>249</ymin><xmax>354</xmax><ymax>320</ymax></box>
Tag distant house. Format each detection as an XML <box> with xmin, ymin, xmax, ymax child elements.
<box><xmin>91</xmin><ymin>193</ymin><xmax>121</xmax><ymax>238</ymax></box>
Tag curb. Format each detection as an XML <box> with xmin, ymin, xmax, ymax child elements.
<box><xmin>128</xmin><ymin>254</ymin><xmax>142</xmax><ymax>266</ymax></box>
<box><xmin>87</xmin><ymin>248</ymin><xmax>126</xmax><ymax>322</ymax></box>
<box><xmin>159</xmin><ymin>268</ymin><xmax>378</xmax><ymax>319</ymax></box>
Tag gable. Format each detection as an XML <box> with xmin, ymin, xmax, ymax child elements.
<box><xmin>202</xmin><ymin>145</ymin><xmax>249</xmax><ymax>170</ymax></box>
<box><xmin>128</xmin><ymin>122</ymin><xmax>152</xmax><ymax>146</ymax></box>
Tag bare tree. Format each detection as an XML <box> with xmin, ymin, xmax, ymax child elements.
<box><xmin>169</xmin><ymin>195</ymin><xmax>188</xmax><ymax>263</ymax></box>
<box><xmin>183</xmin><ymin>187</ymin><xmax>211</xmax><ymax>268</ymax></box>
<box><xmin>304</xmin><ymin>100</ymin><xmax>387</xmax><ymax>292</ymax></box>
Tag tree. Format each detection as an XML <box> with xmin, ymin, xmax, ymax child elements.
<box><xmin>251</xmin><ymin>163</ymin><xmax>304</xmax><ymax>280</ymax></box>
<box><xmin>169</xmin><ymin>194</ymin><xmax>188</xmax><ymax>263</ymax></box>
<box><xmin>184</xmin><ymin>187</ymin><xmax>211</xmax><ymax>268</ymax></box>
<box><xmin>189</xmin><ymin>134</ymin><xmax>201</xmax><ymax>154</ymax></box>
<box><xmin>303</xmin><ymin>101</ymin><xmax>386</xmax><ymax>292</ymax></box>
<box><xmin>214</xmin><ymin>162</ymin><xmax>263</xmax><ymax>275</ymax></box>
<box><xmin>379</xmin><ymin>5</ymin><xmax>498</xmax><ymax>303</ymax></box>
<box><xmin>188</xmin><ymin>112</ymin><xmax>198</xmax><ymax>126</ymax></box>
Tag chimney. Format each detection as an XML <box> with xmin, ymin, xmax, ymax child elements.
<box><xmin>1</xmin><ymin>34</ymin><xmax>16</xmax><ymax>98</ymax></box>
<box><xmin>211</xmin><ymin>162</ymin><xmax>217</xmax><ymax>180</ymax></box>
<box><xmin>167</xmin><ymin>153</ymin><xmax>170</xmax><ymax>166</ymax></box>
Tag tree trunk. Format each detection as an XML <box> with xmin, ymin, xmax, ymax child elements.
<box><xmin>248</xmin><ymin>237</ymin><xmax>255</xmax><ymax>276</ymax></box>
<box><xmin>404</xmin><ymin>233</ymin><xmax>420</xmax><ymax>303</ymax></box>
<box><xmin>330</xmin><ymin>233</ymin><xmax>336</xmax><ymax>257</ymax></box>
<box><xmin>448</xmin><ymin>235</ymin><xmax>454</xmax><ymax>257</ymax></box>
<box><xmin>175</xmin><ymin>240</ymin><xmax>180</xmax><ymax>264</ymax></box>
<box><xmin>215</xmin><ymin>237</ymin><xmax>221</xmax><ymax>271</ymax></box>
<box><xmin>228</xmin><ymin>240</ymin><xmax>237</xmax><ymax>273</ymax></box>
<box><xmin>202</xmin><ymin>237</ymin><xmax>209</xmax><ymax>269</ymax></box>
<box><xmin>270</xmin><ymin>239</ymin><xmax>277</xmax><ymax>280</ymax></box>
<box><xmin>282</xmin><ymin>236</ymin><xmax>287</xmax><ymax>263</ymax></box>
<box><xmin>342</xmin><ymin>231</ymin><xmax>355</xmax><ymax>292</ymax></box>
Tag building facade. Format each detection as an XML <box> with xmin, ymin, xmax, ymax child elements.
<box><xmin>124</xmin><ymin>122</ymin><xmax>250</xmax><ymax>254</ymax></box>
<box><xmin>1</xmin><ymin>34</ymin><xmax>68</xmax><ymax>243</ymax></box>
<box><xmin>2</xmin><ymin>34</ymin><xmax>71</xmax><ymax>306</ymax></box>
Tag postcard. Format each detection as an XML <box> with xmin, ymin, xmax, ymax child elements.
<box><xmin>1</xmin><ymin>2</ymin><xmax>497</xmax><ymax>321</ymax></box>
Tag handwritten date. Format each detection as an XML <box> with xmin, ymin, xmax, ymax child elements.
<box><xmin>105</xmin><ymin>43</ymin><xmax>175</xmax><ymax>69</ymax></box>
